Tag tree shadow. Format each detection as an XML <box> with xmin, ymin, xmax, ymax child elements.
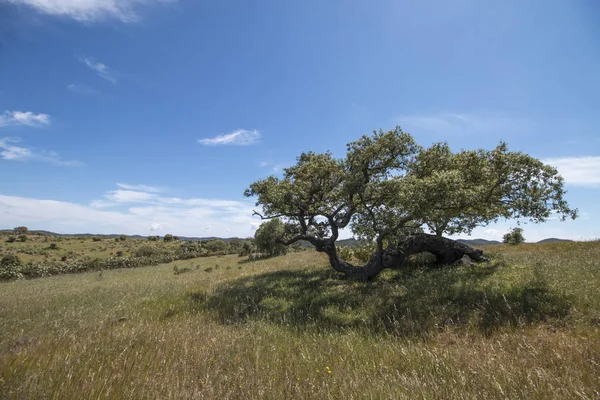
<box><xmin>188</xmin><ymin>260</ymin><xmax>572</xmax><ymax>338</ymax></box>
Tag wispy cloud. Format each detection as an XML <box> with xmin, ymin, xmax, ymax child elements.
<box><xmin>67</xmin><ymin>83</ymin><xmax>100</xmax><ymax>96</ymax></box>
<box><xmin>397</xmin><ymin>112</ymin><xmax>526</xmax><ymax>136</ymax></box>
<box><xmin>7</xmin><ymin>0</ymin><xmax>175</xmax><ymax>23</ymax></box>
<box><xmin>79</xmin><ymin>57</ymin><xmax>116</xmax><ymax>83</ymax></box>
<box><xmin>198</xmin><ymin>129</ymin><xmax>261</xmax><ymax>146</ymax></box>
<box><xmin>0</xmin><ymin>110</ymin><xmax>50</xmax><ymax>127</ymax></box>
<box><xmin>259</xmin><ymin>160</ymin><xmax>287</xmax><ymax>173</ymax></box>
<box><xmin>0</xmin><ymin>137</ymin><xmax>81</xmax><ymax>166</ymax></box>
<box><xmin>543</xmin><ymin>156</ymin><xmax>600</xmax><ymax>188</ymax></box>
<box><xmin>116</xmin><ymin>183</ymin><xmax>163</xmax><ymax>193</ymax></box>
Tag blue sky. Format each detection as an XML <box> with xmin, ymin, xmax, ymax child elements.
<box><xmin>0</xmin><ymin>0</ymin><xmax>599</xmax><ymax>240</ymax></box>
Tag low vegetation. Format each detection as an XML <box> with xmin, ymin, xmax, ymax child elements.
<box><xmin>0</xmin><ymin>233</ymin><xmax>253</xmax><ymax>281</ymax></box>
<box><xmin>1</xmin><ymin>240</ymin><xmax>599</xmax><ymax>398</ymax></box>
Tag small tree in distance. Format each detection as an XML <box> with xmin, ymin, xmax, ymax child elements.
<box><xmin>13</xmin><ymin>226</ymin><xmax>28</xmax><ymax>235</ymax></box>
<box><xmin>254</xmin><ymin>219</ymin><xmax>289</xmax><ymax>257</ymax></box>
<box><xmin>503</xmin><ymin>228</ymin><xmax>525</xmax><ymax>245</ymax></box>
<box><xmin>164</xmin><ymin>234</ymin><xmax>174</xmax><ymax>242</ymax></box>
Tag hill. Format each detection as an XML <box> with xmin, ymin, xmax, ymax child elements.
<box><xmin>536</xmin><ymin>238</ymin><xmax>574</xmax><ymax>244</ymax></box>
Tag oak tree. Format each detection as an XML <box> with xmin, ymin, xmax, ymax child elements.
<box><xmin>245</xmin><ymin>127</ymin><xmax>576</xmax><ymax>280</ymax></box>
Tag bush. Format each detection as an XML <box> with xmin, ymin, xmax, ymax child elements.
<box><xmin>337</xmin><ymin>246</ymin><xmax>354</xmax><ymax>261</ymax></box>
<box><xmin>503</xmin><ymin>227</ymin><xmax>525</xmax><ymax>245</ymax></box>
<box><xmin>92</xmin><ymin>237</ymin><xmax>102</xmax><ymax>242</ymax></box>
<box><xmin>254</xmin><ymin>219</ymin><xmax>288</xmax><ymax>257</ymax></box>
<box><xmin>119</xmin><ymin>234</ymin><xmax>127</xmax><ymax>242</ymax></box>
<box><xmin>13</xmin><ymin>226</ymin><xmax>28</xmax><ymax>235</ymax></box>
<box><xmin>48</xmin><ymin>243</ymin><xmax>59</xmax><ymax>250</ymax></box>
<box><xmin>1</xmin><ymin>255</ymin><xmax>22</xmax><ymax>266</ymax></box>
<box><xmin>238</xmin><ymin>241</ymin><xmax>254</xmax><ymax>257</ymax></box>
<box><xmin>163</xmin><ymin>234</ymin><xmax>174</xmax><ymax>242</ymax></box>
<box><xmin>134</xmin><ymin>245</ymin><xmax>164</xmax><ymax>258</ymax></box>
<box><xmin>17</xmin><ymin>234</ymin><xmax>28</xmax><ymax>243</ymax></box>
<box><xmin>147</xmin><ymin>236</ymin><xmax>160</xmax><ymax>241</ymax></box>
<box><xmin>353</xmin><ymin>242</ymin><xmax>376</xmax><ymax>263</ymax></box>
<box><xmin>6</xmin><ymin>236</ymin><xmax>16</xmax><ymax>243</ymax></box>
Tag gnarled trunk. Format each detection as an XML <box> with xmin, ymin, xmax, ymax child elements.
<box><xmin>319</xmin><ymin>233</ymin><xmax>487</xmax><ymax>281</ymax></box>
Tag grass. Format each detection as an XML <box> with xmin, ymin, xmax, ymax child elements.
<box><xmin>1</xmin><ymin>242</ymin><xmax>599</xmax><ymax>399</ymax></box>
<box><xmin>0</xmin><ymin>234</ymin><xmax>183</xmax><ymax>264</ymax></box>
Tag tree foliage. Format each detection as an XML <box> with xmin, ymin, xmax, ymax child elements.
<box><xmin>503</xmin><ymin>227</ymin><xmax>525</xmax><ymax>245</ymax></box>
<box><xmin>245</xmin><ymin>127</ymin><xmax>577</xmax><ymax>279</ymax></box>
<box><xmin>13</xmin><ymin>226</ymin><xmax>28</xmax><ymax>235</ymax></box>
<box><xmin>254</xmin><ymin>219</ymin><xmax>289</xmax><ymax>257</ymax></box>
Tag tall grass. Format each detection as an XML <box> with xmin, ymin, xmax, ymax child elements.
<box><xmin>1</xmin><ymin>243</ymin><xmax>599</xmax><ymax>399</ymax></box>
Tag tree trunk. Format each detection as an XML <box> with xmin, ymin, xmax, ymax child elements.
<box><xmin>321</xmin><ymin>233</ymin><xmax>487</xmax><ymax>281</ymax></box>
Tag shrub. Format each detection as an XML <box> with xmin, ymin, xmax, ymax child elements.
<box><xmin>147</xmin><ymin>236</ymin><xmax>160</xmax><ymax>241</ymax></box>
<box><xmin>337</xmin><ymin>246</ymin><xmax>354</xmax><ymax>261</ymax></box>
<box><xmin>254</xmin><ymin>219</ymin><xmax>288</xmax><ymax>257</ymax></box>
<box><xmin>119</xmin><ymin>234</ymin><xmax>127</xmax><ymax>242</ymax></box>
<box><xmin>13</xmin><ymin>226</ymin><xmax>28</xmax><ymax>235</ymax></box>
<box><xmin>6</xmin><ymin>236</ymin><xmax>16</xmax><ymax>243</ymax></box>
<box><xmin>17</xmin><ymin>234</ymin><xmax>28</xmax><ymax>243</ymax></box>
<box><xmin>92</xmin><ymin>237</ymin><xmax>102</xmax><ymax>242</ymax></box>
<box><xmin>503</xmin><ymin>227</ymin><xmax>525</xmax><ymax>245</ymax></box>
<box><xmin>48</xmin><ymin>243</ymin><xmax>59</xmax><ymax>250</ymax></box>
<box><xmin>163</xmin><ymin>234</ymin><xmax>174</xmax><ymax>242</ymax></box>
<box><xmin>238</xmin><ymin>242</ymin><xmax>254</xmax><ymax>257</ymax></box>
<box><xmin>116</xmin><ymin>251</ymin><xmax>124</xmax><ymax>257</ymax></box>
<box><xmin>134</xmin><ymin>246</ymin><xmax>163</xmax><ymax>258</ymax></box>
<box><xmin>1</xmin><ymin>255</ymin><xmax>22</xmax><ymax>266</ymax></box>
<box><xmin>353</xmin><ymin>242</ymin><xmax>376</xmax><ymax>263</ymax></box>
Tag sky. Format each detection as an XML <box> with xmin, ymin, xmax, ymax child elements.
<box><xmin>0</xmin><ymin>0</ymin><xmax>599</xmax><ymax>241</ymax></box>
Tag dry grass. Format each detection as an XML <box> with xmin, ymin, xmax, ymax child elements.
<box><xmin>1</xmin><ymin>243</ymin><xmax>599</xmax><ymax>399</ymax></box>
<box><xmin>0</xmin><ymin>235</ymin><xmax>183</xmax><ymax>264</ymax></box>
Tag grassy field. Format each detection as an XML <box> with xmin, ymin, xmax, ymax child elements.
<box><xmin>0</xmin><ymin>234</ymin><xmax>183</xmax><ymax>264</ymax></box>
<box><xmin>1</xmin><ymin>241</ymin><xmax>599</xmax><ymax>399</ymax></box>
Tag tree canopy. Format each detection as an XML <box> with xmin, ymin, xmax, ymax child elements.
<box><xmin>245</xmin><ymin>127</ymin><xmax>577</xmax><ymax>279</ymax></box>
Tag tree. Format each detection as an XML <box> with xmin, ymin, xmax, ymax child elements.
<box><xmin>503</xmin><ymin>227</ymin><xmax>525</xmax><ymax>245</ymax></box>
<box><xmin>245</xmin><ymin>126</ymin><xmax>577</xmax><ymax>280</ymax></box>
<box><xmin>163</xmin><ymin>234</ymin><xmax>174</xmax><ymax>242</ymax></box>
<box><xmin>13</xmin><ymin>226</ymin><xmax>28</xmax><ymax>235</ymax></box>
<box><xmin>119</xmin><ymin>234</ymin><xmax>127</xmax><ymax>242</ymax></box>
<box><xmin>254</xmin><ymin>219</ymin><xmax>289</xmax><ymax>257</ymax></box>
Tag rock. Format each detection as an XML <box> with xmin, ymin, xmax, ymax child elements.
<box><xmin>452</xmin><ymin>255</ymin><xmax>473</xmax><ymax>267</ymax></box>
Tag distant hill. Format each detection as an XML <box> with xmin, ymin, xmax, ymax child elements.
<box><xmin>536</xmin><ymin>238</ymin><xmax>573</xmax><ymax>244</ymax></box>
<box><xmin>0</xmin><ymin>229</ymin><xmax>575</xmax><ymax>246</ymax></box>
<box><xmin>0</xmin><ymin>229</ymin><xmax>244</xmax><ymax>242</ymax></box>
<box><xmin>456</xmin><ymin>238</ymin><xmax>502</xmax><ymax>246</ymax></box>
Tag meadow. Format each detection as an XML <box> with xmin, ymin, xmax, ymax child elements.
<box><xmin>1</xmin><ymin>238</ymin><xmax>599</xmax><ymax>399</ymax></box>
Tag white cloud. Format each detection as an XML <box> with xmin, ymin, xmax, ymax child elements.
<box><xmin>0</xmin><ymin>137</ymin><xmax>81</xmax><ymax>166</ymax></box>
<box><xmin>259</xmin><ymin>161</ymin><xmax>269</xmax><ymax>167</ymax></box>
<box><xmin>198</xmin><ymin>129</ymin><xmax>261</xmax><ymax>146</ymax></box>
<box><xmin>7</xmin><ymin>0</ymin><xmax>175</xmax><ymax>23</ymax></box>
<box><xmin>116</xmin><ymin>183</ymin><xmax>163</xmax><ymax>193</ymax></box>
<box><xmin>0</xmin><ymin>110</ymin><xmax>50</xmax><ymax>127</ymax></box>
<box><xmin>105</xmin><ymin>190</ymin><xmax>156</xmax><ymax>203</ymax></box>
<box><xmin>67</xmin><ymin>83</ymin><xmax>100</xmax><ymax>96</ymax></box>
<box><xmin>0</xmin><ymin>138</ymin><xmax>32</xmax><ymax>160</ymax></box>
<box><xmin>397</xmin><ymin>112</ymin><xmax>526</xmax><ymax>136</ymax></box>
<box><xmin>150</xmin><ymin>223</ymin><xmax>163</xmax><ymax>232</ymax></box>
<box><xmin>79</xmin><ymin>57</ymin><xmax>116</xmax><ymax>83</ymax></box>
<box><xmin>0</xmin><ymin>185</ymin><xmax>260</xmax><ymax>237</ymax></box>
<box><xmin>543</xmin><ymin>156</ymin><xmax>600</xmax><ymax>188</ymax></box>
